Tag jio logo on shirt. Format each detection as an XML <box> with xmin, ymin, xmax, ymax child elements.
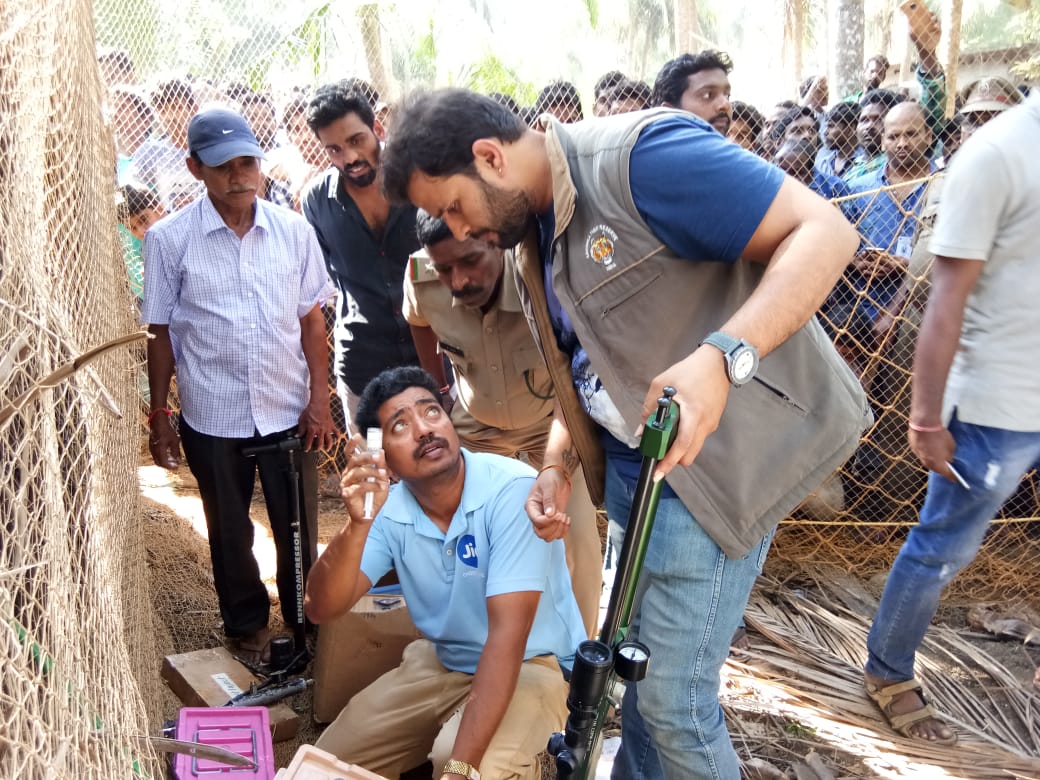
<box><xmin>456</xmin><ymin>534</ymin><xmax>479</xmax><ymax>568</ymax></box>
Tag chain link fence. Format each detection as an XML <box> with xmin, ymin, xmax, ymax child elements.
<box><xmin>3</xmin><ymin>0</ymin><xmax>1039</xmax><ymax>774</ymax></box>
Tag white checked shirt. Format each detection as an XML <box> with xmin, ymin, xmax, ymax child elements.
<box><xmin>142</xmin><ymin>195</ymin><xmax>334</xmax><ymax>438</ymax></box>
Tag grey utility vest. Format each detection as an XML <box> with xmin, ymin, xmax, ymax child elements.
<box><xmin>518</xmin><ymin>109</ymin><xmax>872</xmax><ymax>557</ymax></box>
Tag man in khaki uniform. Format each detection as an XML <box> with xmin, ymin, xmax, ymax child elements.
<box><xmin>404</xmin><ymin>210</ymin><xmax>602</xmax><ymax>636</ymax></box>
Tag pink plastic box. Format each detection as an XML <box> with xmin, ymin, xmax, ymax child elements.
<box><xmin>174</xmin><ymin>706</ymin><xmax>275</xmax><ymax>779</ymax></box>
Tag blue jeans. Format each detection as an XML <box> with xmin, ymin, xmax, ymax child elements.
<box><xmin>867</xmin><ymin>415</ymin><xmax>1040</xmax><ymax>681</ymax></box>
<box><xmin>605</xmin><ymin>460</ymin><xmax>774</xmax><ymax>780</ymax></box>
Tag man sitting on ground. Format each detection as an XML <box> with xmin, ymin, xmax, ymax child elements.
<box><xmin>405</xmin><ymin>212</ymin><xmax>603</xmax><ymax>637</ymax></box>
<box><xmin>305</xmin><ymin>366</ymin><xmax>585</xmax><ymax>780</ymax></box>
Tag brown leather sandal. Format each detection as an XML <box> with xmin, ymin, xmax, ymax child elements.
<box><xmin>229</xmin><ymin>627</ymin><xmax>272</xmax><ymax>666</ymax></box>
<box><xmin>865</xmin><ymin>677</ymin><xmax>957</xmax><ymax>745</ymax></box>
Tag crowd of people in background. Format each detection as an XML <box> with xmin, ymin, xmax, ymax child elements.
<box><xmin>102</xmin><ymin>11</ymin><xmax>1028</xmax><ymax>353</ymax></box>
<box><xmin>102</xmin><ymin>10</ymin><xmax>1029</xmax><ymax>503</ymax></box>
<box><xmin>97</xmin><ymin>9</ymin><xmax>1039</xmax><ymax>775</ymax></box>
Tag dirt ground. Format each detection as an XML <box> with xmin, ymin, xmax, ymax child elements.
<box><xmin>140</xmin><ymin>455</ymin><xmax>1040</xmax><ymax>778</ymax></box>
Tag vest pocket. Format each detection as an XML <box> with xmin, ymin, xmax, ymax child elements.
<box><xmin>596</xmin><ymin>273</ymin><xmax>662</xmax><ymax>317</ymax></box>
<box><xmin>750</xmin><ymin>375</ymin><xmax>808</xmax><ymax>416</ymax></box>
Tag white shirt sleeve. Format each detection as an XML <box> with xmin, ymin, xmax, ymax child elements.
<box><xmin>928</xmin><ymin>139</ymin><xmax>1010</xmax><ymax>262</ymax></box>
<box><xmin>296</xmin><ymin>220</ymin><xmax>335</xmax><ymax>319</ymax></box>
<box><xmin>140</xmin><ymin>227</ymin><xmax>179</xmax><ymax>325</ymax></box>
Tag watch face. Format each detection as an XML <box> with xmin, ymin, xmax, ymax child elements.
<box><xmin>733</xmin><ymin>349</ymin><xmax>756</xmax><ymax>380</ymax></box>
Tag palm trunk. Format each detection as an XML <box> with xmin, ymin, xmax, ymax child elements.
<box><xmin>674</xmin><ymin>0</ymin><xmax>699</xmax><ymax>53</ymax></box>
<box><xmin>834</xmin><ymin>0</ymin><xmax>865</xmax><ymax>98</ymax></box>
<box><xmin>877</xmin><ymin>0</ymin><xmax>895</xmax><ymax>63</ymax></box>
<box><xmin>784</xmin><ymin>0</ymin><xmax>807</xmax><ymax>89</ymax></box>
<box><xmin>357</xmin><ymin>4</ymin><xmax>392</xmax><ymax>102</ymax></box>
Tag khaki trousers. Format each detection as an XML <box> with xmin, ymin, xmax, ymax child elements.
<box><xmin>315</xmin><ymin>639</ymin><xmax>568</xmax><ymax>779</ymax></box>
<box><xmin>452</xmin><ymin>407</ymin><xmax>604</xmax><ymax>637</ymax></box>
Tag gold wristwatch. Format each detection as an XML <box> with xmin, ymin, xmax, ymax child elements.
<box><xmin>443</xmin><ymin>759</ymin><xmax>481</xmax><ymax>780</ymax></box>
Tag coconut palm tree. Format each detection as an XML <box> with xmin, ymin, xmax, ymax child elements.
<box><xmin>833</xmin><ymin>0</ymin><xmax>865</xmax><ymax>97</ymax></box>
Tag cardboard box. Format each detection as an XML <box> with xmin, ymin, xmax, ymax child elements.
<box><xmin>311</xmin><ymin>593</ymin><xmax>422</xmax><ymax>723</ymax></box>
<box><xmin>161</xmin><ymin>647</ymin><xmax>299</xmax><ymax>742</ymax></box>
<box><xmin>275</xmin><ymin>744</ymin><xmax>387</xmax><ymax>779</ymax></box>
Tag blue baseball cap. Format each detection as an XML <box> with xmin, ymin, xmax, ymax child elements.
<box><xmin>187</xmin><ymin>108</ymin><xmax>265</xmax><ymax>166</ymax></box>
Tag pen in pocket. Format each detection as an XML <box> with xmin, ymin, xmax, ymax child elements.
<box><xmin>945</xmin><ymin>462</ymin><xmax>970</xmax><ymax>490</ymax></box>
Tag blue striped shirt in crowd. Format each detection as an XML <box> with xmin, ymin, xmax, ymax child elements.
<box><xmin>142</xmin><ymin>195</ymin><xmax>335</xmax><ymax>438</ymax></box>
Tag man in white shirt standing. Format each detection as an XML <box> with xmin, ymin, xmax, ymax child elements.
<box><xmin>864</xmin><ymin>93</ymin><xmax>1040</xmax><ymax>745</ymax></box>
<box><xmin>142</xmin><ymin>108</ymin><xmax>335</xmax><ymax>662</ymax></box>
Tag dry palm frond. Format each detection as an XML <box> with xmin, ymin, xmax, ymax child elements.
<box><xmin>0</xmin><ymin>330</ymin><xmax>146</xmax><ymax>428</ymax></box>
<box><xmin>721</xmin><ymin>576</ymin><xmax>1040</xmax><ymax>779</ymax></box>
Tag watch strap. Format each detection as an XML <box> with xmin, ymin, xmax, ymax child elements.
<box><xmin>701</xmin><ymin>331</ymin><xmax>758</xmax><ymax>386</ymax></box>
<box><xmin>443</xmin><ymin>759</ymin><xmax>481</xmax><ymax>780</ymax></box>
<box><xmin>700</xmin><ymin>331</ymin><xmax>741</xmax><ymax>355</ymax></box>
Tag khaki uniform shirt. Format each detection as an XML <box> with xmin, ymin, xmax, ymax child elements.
<box><xmin>403</xmin><ymin>250</ymin><xmax>554</xmax><ymax>431</ymax></box>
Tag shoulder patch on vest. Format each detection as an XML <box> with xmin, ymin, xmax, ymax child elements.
<box><xmin>585</xmin><ymin>224</ymin><xmax>619</xmax><ymax>270</ymax></box>
<box><xmin>408</xmin><ymin>250</ymin><xmax>440</xmax><ymax>284</ymax></box>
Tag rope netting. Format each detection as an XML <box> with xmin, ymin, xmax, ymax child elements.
<box><xmin>1</xmin><ymin>0</ymin><xmax>164</xmax><ymax>775</ymax></box>
<box><xmin>1</xmin><ymin>0</ymin><xmax>1037</xmax><ymax>775</ymax></box>
<box><xmin>773</xmin><ymin>174</ymin><xmax>1040</xmax><ymax>607</ymax></box>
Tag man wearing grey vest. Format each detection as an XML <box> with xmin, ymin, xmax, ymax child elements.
<box><xmin>381</xmin><ymin>90</ymin><xmax>870</xmax><ymax>780</ymax></box>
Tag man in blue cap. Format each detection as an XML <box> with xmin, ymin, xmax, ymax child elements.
<box><xmin>142</xmin><ymin>107</ymin><xmax>336</xmax><ymax>662</ymax></box>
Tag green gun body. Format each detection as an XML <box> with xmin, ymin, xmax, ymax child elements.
<box><xmin>549</xmin><ymin>390</ymin><xmax>679</xmax><ymax>779</ymax></box>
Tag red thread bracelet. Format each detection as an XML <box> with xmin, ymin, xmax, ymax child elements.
<box><xmin>908</xmin><ymin>420</ymin><xmax>943</xmax><ymax>433</ymax></box>
<box><xmin>147</xmin><ymin>407</ymin><xmax>173</xmax><ymax>425</ymax></box>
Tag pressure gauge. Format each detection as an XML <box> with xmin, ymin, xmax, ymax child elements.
<box><xmin>615</xmin><ymin>640</ymin><xmax>650</xmax><ymax>682</ymax></box>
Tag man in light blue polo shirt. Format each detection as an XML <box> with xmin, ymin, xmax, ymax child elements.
<box><xmin>305</xmin><ymin>365</ymin><xmax>585</xmax><ymax>780</ymax></box>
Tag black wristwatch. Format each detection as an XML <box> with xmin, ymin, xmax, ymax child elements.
<box><xmin>700</xmin><ymin>331</ymin><xmax>759</xmax><ymax>386</ymax></box>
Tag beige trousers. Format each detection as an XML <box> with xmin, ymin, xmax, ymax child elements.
<box><xmin>453</xmin><ymin>407</ymin><xmax>604</xmax><ymax>637</ymax></box>
<box><xmin>315</xmin><ymin>639</ymin><xmax>568</xmax><ymax>779</ymax></box>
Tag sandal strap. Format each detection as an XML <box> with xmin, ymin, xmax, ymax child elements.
<box><xmin>888</xmin><ymin>702</ymin><xmax>939</xmax><ymax>732</ymax></box>
<box><xmin>866</xmin><ymin>678</ymin><xmax>923</xmax><ymax>709</ymax></box>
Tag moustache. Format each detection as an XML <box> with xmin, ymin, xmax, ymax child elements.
<box><xmin>413</xmin><ymin>434</ymin><xmax>450</xmax><ymax>461</ymax></box>
<box><xmin>451</xmin><ymin>285</ymin><xmax>483</xmax><ymax>299</ymax></box>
